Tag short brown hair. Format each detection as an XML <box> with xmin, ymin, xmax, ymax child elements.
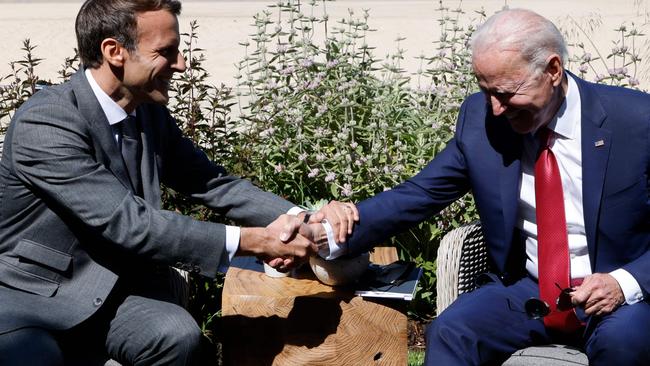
<box><xmin>75</xmin><ymin>0</ymin><xmax>182</xmax><ymax>68</ymax></box>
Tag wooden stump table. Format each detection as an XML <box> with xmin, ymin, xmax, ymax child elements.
<box><xmin>220</xmin><ymin>249</ymin><xmax>408</xmax><ymax>365</ymax></box>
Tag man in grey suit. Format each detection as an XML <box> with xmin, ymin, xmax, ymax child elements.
<box><xmin>0</xmin><ymin>0</ymin><xmax>358</xmax><ymax>365</ymax></box>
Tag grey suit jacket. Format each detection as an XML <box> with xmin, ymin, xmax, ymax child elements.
<box><xmin>0</xmin><ymin>70</ymin><xmax>293</xmax><ymax>334</ymax></box>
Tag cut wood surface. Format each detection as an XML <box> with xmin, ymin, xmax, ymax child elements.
<box><xmin>221</xmin><ymin>247</ymin><xmax>407</xmax><ymax>365</ymax></box>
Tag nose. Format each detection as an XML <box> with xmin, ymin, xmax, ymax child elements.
<box><xmin>490</xmin><ymin>95</ymin><xmax>507</xmax><ymax>116</ymax></box>
<box><xmin>172</xmin><ymin>51</ymin><xmax>187</xmax><ymax>73</ymax></box>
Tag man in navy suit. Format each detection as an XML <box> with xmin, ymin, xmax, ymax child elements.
<box><xmin>337</xmin><ymin>9</ymin><xmax>650</xmax><ymax>365</ymax></box>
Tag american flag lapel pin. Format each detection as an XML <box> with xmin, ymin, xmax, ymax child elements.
<box><xmin>594</xmin><ymin>139</ymin><xmax>605</xmax><ymax>147</ymax></box>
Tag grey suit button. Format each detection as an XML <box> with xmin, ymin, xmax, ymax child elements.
<box><xmin>93</xmin><ymin>297</ymin><xmax>103</xmax><ymax>307</ymax></box>
<box><xmin>192</xmin><ymin>265</ymin><xmax>200</xmax><ymax>273</ymax></box>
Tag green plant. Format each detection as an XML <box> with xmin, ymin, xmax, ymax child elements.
<box><xmin>561</xmin><ymin>14</ymin><xmax>647</xmax><ymax>89</ymax></box>
<box><xmin>408</xmin><ymin>349</ymin><xmax>425</xmax><ymax>366</ymax></box>
<box><xmin>230</xmin><ymin>0</ymin><xmax>481</xmax><ymax>318</ymax></box>
<box><xmin>0</xmin><ymin>40</ymin><xmax>43</xmax><ymax>130</ymax></box>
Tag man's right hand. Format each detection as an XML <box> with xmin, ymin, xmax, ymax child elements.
<box><xmin>238</xmin><ymin>214</ymin><xmax>319</xmax><ymax>271</ymax></box>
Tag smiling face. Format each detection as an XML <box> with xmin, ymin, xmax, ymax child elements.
<box><xmin>122</xmin><ymin>9</ymin><xmax>186</xmax><ymax>106</ymax></box>
<box><xmin>472</xmin><ymin>49</ymin><xmax>565</xmax><ymax>134</ymax></box>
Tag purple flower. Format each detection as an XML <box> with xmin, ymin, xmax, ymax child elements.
<box><xmin>276</xmin><ymin>44</ymin><xmax>288</xmax><ymax>53</ymax></box>
<box><xmin>308</xmin><ymin>168</ymin><xmax>320</xmax><ymax>178</ymax></box>
<box><xmin>275</xmin><ymin>164</ymin><xmax>285</xmax><ymax>173</ymax></box>
<box><xmin>326</xmin><ymin>59</ymin><xmax>339</xmax><ymax>68</ymax></box>
<box><xmin>301</xmin><ymin>58</ymin><xmax>314</xmax><ymax>68</ymax></box>
<box><xmin>325</xmin><ymin>172</ymin><xmax>336</xmax><ymax>182</ymax></box>
<box><xmin>341</xmin><ymin>183</ymin><xmax>352</xmax><ymax>197</ymax></box>
<box><xmin>307</xmin><ymin>79</ymin><xmax>321</xmax><ymax>90</ymax></box>
<box><xmin>280</xmin><ymin>66</ymin><xmax>295</xmax><ymax>75</ymax></box>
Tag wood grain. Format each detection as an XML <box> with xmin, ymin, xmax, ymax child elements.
<box><xmin>369</xmin><ymin>247</ymin><xmax>399</xmax><ymax>265</ymax></box>
<box><xmin>221</xmin><ymin>249</ymin><xmax>407</xmax><ymax>365</ymax></box>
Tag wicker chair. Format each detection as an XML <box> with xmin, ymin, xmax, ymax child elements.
<box><xmin>436</xmin><ymin>221</ymin><xmax>588</xmax><ymax>365</ymax></box>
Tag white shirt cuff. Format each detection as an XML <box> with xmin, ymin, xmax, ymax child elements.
<box><xmin>218</xmin><ymin>225</ymin><xmax>241</xmax><ymax>273</ymax></box>
<box><xmin>286</xmin><ymin>206</ymin><xmax>305</xmax><ymax>216</ymax></box>
<box><xmin>319</xmin><ymin>219</ymin><xmax>347</xmax><ymax>260</ymax></box>
<box><xmin>610</xmin><ymin>268</ymin><xmax>644</xmax><ymax>305</ymax></box>
<box><xmin>220</xmin><ymin>208</ymin><xmax>302</xmax><ymax>272</ymax></box>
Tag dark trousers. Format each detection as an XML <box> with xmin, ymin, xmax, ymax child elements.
<box><xmin>0</xmin><ymin>268</ymin><xmax>204</xmax><ymax>366</ymax></box>
<box><xmin>425</xmin><ymin>275</ymin><xmax>650</xmax><ymax>365</ymax></box>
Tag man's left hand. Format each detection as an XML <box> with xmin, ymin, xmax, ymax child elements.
<box><xmin>308</xmin><ymin>201</ymin><xmax>359</xmax><ymax>243</ymax></box>
<box><xmin>570</xmin><ymin>273</ymin><xmax>625</xmax><ymax>316</ymax></box>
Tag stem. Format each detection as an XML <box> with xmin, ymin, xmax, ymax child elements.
<box><xmin>567</xmin><ymin>15</ymin><xmax>609</xmax><ymax>72</ymax></box>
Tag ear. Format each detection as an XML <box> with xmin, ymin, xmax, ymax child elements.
<box><xmin>545</xmin><ymin>54</ymin><xmax>564</xmax><ymax>87</ymax></box>
<box><xmin>100</xmin><ymin>38</ymin><xmax>127</xmax><ymax>67</ymax></box>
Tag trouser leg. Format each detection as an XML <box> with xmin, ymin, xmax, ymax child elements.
<box><xmin>105</xmin><ymin>293</ymin><xmax>204</xmax><ymax>366</ymax></box>
<box><xmin>0</xmin><ymin>327</ymin><xmax>64</xmax><ymax>366</ymax></box>
<box><xmin>584</xmin><ymin>301</ymin><xmax>650</xmax><ymax>366</ymax></box>
<box><xmin>56</xmin><ymin>267</ymin><xmax>203</xmax><ymax>366</ymax></box>
<box><xmin>105</xmin><ymin>267</ymin><xmax>205</xmax><ymax>366</ymax></box>
<box><xmin>425</xmin><ymin>276</ymin><xmax>552</xmax><ymax>365</ymax></box>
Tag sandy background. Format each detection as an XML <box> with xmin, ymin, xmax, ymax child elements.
<box><xmin>2</xmin><ymin>0</ymin><xmax>650</xmax><ymax>88</ymax></box>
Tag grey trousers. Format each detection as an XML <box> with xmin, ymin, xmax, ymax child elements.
<box><xmin>0</xmin><ymin>268</ymin><xmax>204</xmax><ymax>366</ymax></box>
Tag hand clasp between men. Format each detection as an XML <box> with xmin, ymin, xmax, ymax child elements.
<box><xmin>238</xmin><ymin>201</ymin><xmax>359</xmax><ymax>272</ymax></box>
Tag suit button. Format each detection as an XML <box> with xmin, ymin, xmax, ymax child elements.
<box><xmin>192</xmin><ymin>265</ymin><xmax>200</xmax><ymax>273</ymax></box>
<box><xmin>93</xmin><ymin>297</ymin><xmax>103</xmax><ymax>307</ymax></box>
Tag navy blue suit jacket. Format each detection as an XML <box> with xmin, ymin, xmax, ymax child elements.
<box><xmin>347</xmin><ymin>74</ymin><xmax>650</xmax><ymax>294</ymax></box>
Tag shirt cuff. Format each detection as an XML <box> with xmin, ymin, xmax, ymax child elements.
<box><xmin>286</xmin><ymin>206</ymin><xmax>305</xmax><ymax>216</ymax></box>
<box><xmin>220</xmin><ymin>208</ymin><xmax>302</xmax><ymax>272</ymax></box>
<box><xmin>218</xmin><ymin>225</ymin><xmax>241</xmax><ymax>273</ymax></box>
<box><xmin>610</xmin><ymin>268</ymin><xmax>644</xmax><ymax>305</ymax></box>
<box><xmin>319</xmin><ymin>219</ymin><xmax>347</xmax><ymax>260</ymax></box>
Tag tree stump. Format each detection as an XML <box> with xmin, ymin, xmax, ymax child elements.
<box><xmin>221</xmin><ymin>248</ymin><xmax>407</xmax><ymax>365</ymax></box>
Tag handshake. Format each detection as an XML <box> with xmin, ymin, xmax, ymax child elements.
<box><xmin>237</xmin><ymin>201</ymin><xmax>359</xmax><ymax>272</ymax></box>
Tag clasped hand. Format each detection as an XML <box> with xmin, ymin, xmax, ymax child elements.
<box><xmin>263</xmin><ymin>201</ymin><xmax>359</xmax><ymax>271</ymax></box>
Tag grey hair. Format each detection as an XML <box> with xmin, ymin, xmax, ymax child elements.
<box><xmin>470</xmin><ymin>9</ymin><xmax>568</xmax><ymax>73</ymax></box>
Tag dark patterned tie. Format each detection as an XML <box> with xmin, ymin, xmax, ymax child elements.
<box><xmin>117</xmin><ymin>115</ymin><xmax>143</xmax><ymax>196</ymax></box>
<box><xmin>534</xmin><ymin>128</ymin><xmax>581</xmax><ymax>332</ymax></box>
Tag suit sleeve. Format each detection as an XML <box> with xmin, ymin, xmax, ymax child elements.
<box><xmin>345</xmin><ymin>101</ymin><xmax>474</xmax><ymax>255</ymax></box>
<box><xmin>154</xmin><ymin>112</ymin><xmax>294</xmax><ymax>227</ymax></box>
<box><xmin>9</xmin><ymin>101</ymin><xmax>271</xmax><ymax>278</ymax></box>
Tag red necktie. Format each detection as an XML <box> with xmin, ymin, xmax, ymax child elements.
<box><xmin>534</xmin><ymin>128</ymin><xmax>582</xmax><ymax>332</ymax></box>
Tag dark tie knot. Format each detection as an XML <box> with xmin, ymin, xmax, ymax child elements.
<box><xmin>120</xmin><ymin>116</ymin><xmax>139</xmax><ymax>139</ymax></box>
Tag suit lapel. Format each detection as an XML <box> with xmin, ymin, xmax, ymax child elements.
<box><xmin>574</xmin><ymin>76</ymin><xmax>610</xmax><ymax>261</ymax></box>
<box><xmin>70</xmin><ymin>70</ymin><xmax>133</xmax><ymax>191</ymax></box>
<box><xmin>487</xmin><ymin>115</ymin><xmax>523</xmax><ymax>271</ymax></box>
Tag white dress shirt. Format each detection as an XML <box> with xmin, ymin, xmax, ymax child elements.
<box><xmin>518</xmin><ymin>74</ymin><xmax>642</xmax><ymax>304</ymax></box>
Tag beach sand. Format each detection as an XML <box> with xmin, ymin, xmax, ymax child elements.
<box><xmin>1</xmin><ymin>0</ymin><xmax>650</xmax><ymax>88</ymax></box>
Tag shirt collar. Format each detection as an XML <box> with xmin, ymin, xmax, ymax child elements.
<box><xmin>544</xmin><ymin>73</ymin><xmax>581</xmax><ymax>140</ymax></box>
<box><xmin>84</xmin><ymin>68</ymin><xmax>135</xmax><ymax>125</ymax></box>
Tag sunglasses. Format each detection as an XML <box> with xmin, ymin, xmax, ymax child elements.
<box><xmin>524</xmin><ymin>283</ymin><xmax>575</xmax><ymax>319</ymax></box>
